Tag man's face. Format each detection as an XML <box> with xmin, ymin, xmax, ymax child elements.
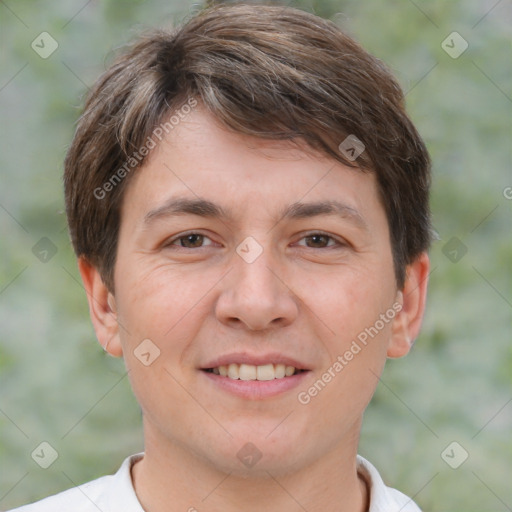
<box><xmin>109</xmin><ymin>108</ymin><xmax>405</xmax><ymax>475</ymax></box>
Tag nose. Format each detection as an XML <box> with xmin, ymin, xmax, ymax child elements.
<box><xmin>214</xmin><ymin>245</ymin><xmax>299</xmax><ymax>331</ymax></box>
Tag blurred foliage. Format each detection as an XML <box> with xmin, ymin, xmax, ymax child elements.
<box><xmin>1</xmin><ymin>0</ymin><xmax>511</xmax><ymax>510</ymax></box>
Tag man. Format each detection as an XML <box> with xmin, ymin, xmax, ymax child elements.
<box><xmin>11</xmin><ymin>3</ymin><xmax>431</xmax><ymax>511</ymax></box>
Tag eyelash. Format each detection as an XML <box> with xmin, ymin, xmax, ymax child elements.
<box><xmin>164</xmin><ymin>231</ymin><xmax>346</xmax><ymax>250</ymax></box>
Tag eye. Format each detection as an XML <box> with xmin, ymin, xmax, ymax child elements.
<box><xmin>167</xmin><ymin>232</ymin><xmax>214</xmax><ymax>249</ymax></box>
<box><xmin>296</xmin><ymin>232</ymin><xmax>343</xmax><ymax>249</ymax></box>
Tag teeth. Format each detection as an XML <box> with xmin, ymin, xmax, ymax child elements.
<box><xmin>275</xmin><ymin>364</ymin><xmax>286</xmax><ymax>379</ymax></box>
<box><xmin>228</xmin><ymin>363</ymin><xmax>239</xmax><ymax>379</ymax></box>
<box><xmin>239</xmin><ymin>364</ymin><xmax>257</xmax><ymax>381</ymax></box>
<box><xmin>256</xmin><ymin>363</ymin><xmax>275</xmax><ymax>381</ymax></box>
<box><xmin>213</xmin><ymin>363</ymin><xmax>300</xmax><ymax>380</ymax></box>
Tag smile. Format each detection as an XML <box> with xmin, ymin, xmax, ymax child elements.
<box><xmin>203</xmin><ymin>363</ymin><xmax>307</xmax><ymax>380</ymax></box>
<box><xmin>200</xmin><ymin>364</ymin><xmax>311</xmax><ymax>400</ymax></box>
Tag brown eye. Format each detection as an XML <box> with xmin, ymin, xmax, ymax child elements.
<box><xmin>170</xmin><ymin>233</ymin><xmax>213</xmax><ymax>248</ymax></box>
<box><xmin>181</xmin><ymin>234</ymin><xmax>203</xmax><ymax>248</ymax></box>
<box><xmin>299</xmin><ymin>233</ymin><xmax>339</xmax><ymax>248</ymax></box>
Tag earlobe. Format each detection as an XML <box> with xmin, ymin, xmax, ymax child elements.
<box><xmin>78</xmin><ymin>258</ymin><xmax>123</xmax><ymax>357</ymax></box>
<box><xmin>387</xmin><ymin>252</ymin><xmax>430</xmax><ymax>359</ymax></box>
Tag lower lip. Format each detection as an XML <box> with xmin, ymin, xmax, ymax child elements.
<box><xmin>200</xmin><ymin>370</ymin><xmax>311</xmax><ymax>400</ymax></box>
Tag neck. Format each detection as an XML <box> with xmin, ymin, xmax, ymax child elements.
<box><xmin>132</xmin><ymin>425</ymin><xmax>368</xmax><ymax>512</ymax></box>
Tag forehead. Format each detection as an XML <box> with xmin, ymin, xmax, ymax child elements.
<box><xmin>120</xmin><ymin>108</ymin><xmax>385</xmax><ymax>231</ymax></box>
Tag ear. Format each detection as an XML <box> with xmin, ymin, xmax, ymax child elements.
<box><xmin>387</xmin><ymin>252</ymin><xmax>430</xmax><ymax>358</ymax></box>
<box><xmin>78</xmin><ymin>257</ymin><xmax>123</xmax><ymax>357</ymax></box>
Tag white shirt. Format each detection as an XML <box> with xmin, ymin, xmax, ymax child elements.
<box><xmin>9</xmin><ymin>454</ymin><xmax>421</xmax><ymax>512</ymax></box>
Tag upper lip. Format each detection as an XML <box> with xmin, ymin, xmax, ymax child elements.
<box><xmin>201</xmin><ymin>352</ymin><xmax>310</xmax><ymax>370</ymax></box>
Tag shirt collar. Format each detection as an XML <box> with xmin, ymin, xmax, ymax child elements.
<box><xmin>108</xmin><ymin>453</ymin><xmax>420</xmax><ymax>512</ymax></box>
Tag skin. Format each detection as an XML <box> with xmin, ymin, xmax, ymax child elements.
<box><xmin>79</xmin><ymin>107</ymin><xmax>429</xmax><ymax>512</ymax></box>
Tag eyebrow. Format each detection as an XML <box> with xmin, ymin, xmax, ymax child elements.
<box><xmin>279</xmin><ymin>200</ymin><xmax>367</xmax><ymax>229</ymax></box>
<box><xmin>144</xmin><ymin>197</ymin><xmax>229</xmax><ymax>224</ymax></box>
<box><xmin>143</xmin><ymin>197</ymin><xmax>367</xmax><ymax>230</ymax></box>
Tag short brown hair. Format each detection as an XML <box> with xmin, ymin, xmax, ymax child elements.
<box><xmin>64</xmin><ymin>3</ymin><xmax>432</xmax><ymax>292</ymax></box>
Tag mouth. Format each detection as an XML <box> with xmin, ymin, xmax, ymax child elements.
<box><xmin>202</xmin><ymin>363</ymin><xmax>308</xmax><ymax>381</ymax></box>
<box><xmin>199</xmin><ymin>353</ymin><xmax>312</xmax><ymax>399</ymax></box>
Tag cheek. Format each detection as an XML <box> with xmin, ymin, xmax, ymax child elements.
<box><xmin>301</xmin><ymin>272</ymin><xmax>394</xmax><ymax>424</ymax></box>
<box><xmin>313</xmin><ymin>266</ymin><xmax>396</xmax><ymax>400</ymax></box>
<box><xmin>310</xmin><ymin>264</ymin><xmax>395</xmax><ymax>341</ymax></box>
<box><xmin>114</xmin><ymin>264</ymin><xmax>211</xmax><ymax>412</ymax></box>
<box><xmin>115</xmin><ymin>261</ymin><xmax>215</xmax><ymax>341</ymax></box>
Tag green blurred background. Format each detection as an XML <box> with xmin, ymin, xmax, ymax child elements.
<box><xmin>1</xmin><ymin>0</ymin><xmax>510</xmax><ymax>510</ymax></box>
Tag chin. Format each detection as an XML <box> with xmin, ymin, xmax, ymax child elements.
<box><xmin>208</xmin><ymin>450</ymin><xmax>305</xmax><ymax>480</ymax></box>
<box><xmin>199</xmin><ymin>429</ymin><xmax>306</xmax><ymax>478</ymax></box>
